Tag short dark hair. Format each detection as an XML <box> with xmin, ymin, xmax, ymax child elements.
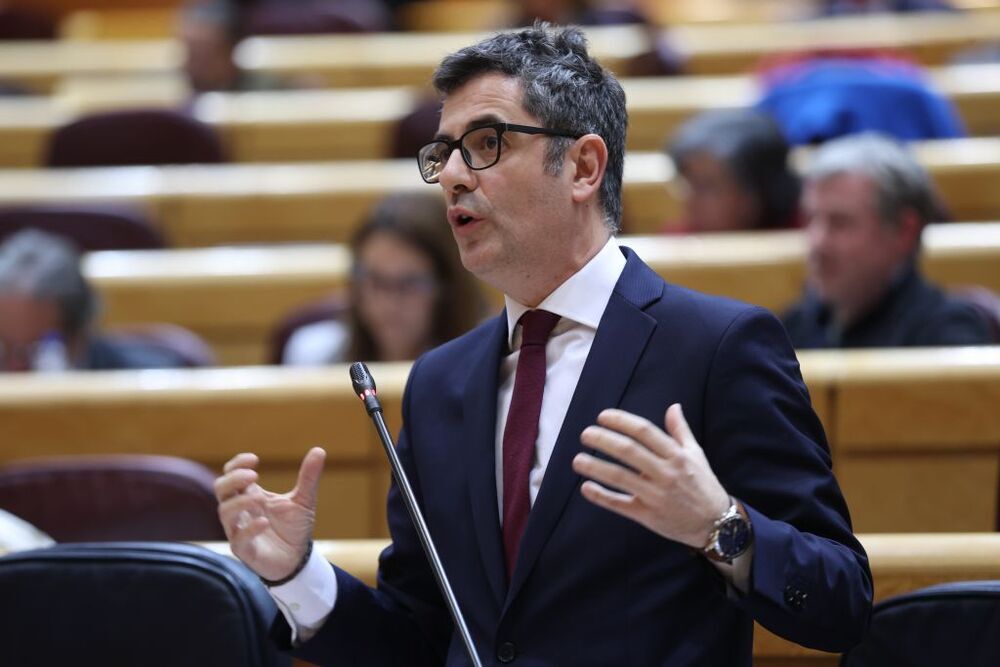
<box><xmin>668</xmin><ymin>109</ymin><xmax>801</xmax><ymax>230</ymax></box>
<box><xmin>0</xmin><ymin>228</ymin><xmax>97</xmax><ymax>337</ymax></box>
<box><xmin>432</xmin><ymin>23</ymin><xmax>627</xmax><ymax>232</ymax></box>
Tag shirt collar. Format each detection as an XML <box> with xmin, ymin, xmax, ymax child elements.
<box><xmin>504</xmin><ymin>237</ymin><xmax>626</xmax><ymax>349</ymax></box>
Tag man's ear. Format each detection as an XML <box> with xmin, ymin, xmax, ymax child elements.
<box><xmin>895</xmin><ymin>208</ymin><xmax>923</xmax><ymax>256</ymax></box>
<box><xmin>568</xmin><ymin>134</ymin><xmax>608</xmax><ymax>204</ymax></box>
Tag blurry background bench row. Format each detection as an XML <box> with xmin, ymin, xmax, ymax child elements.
<box><xmin>0</xmin><ymin>62</ymin><xmax>998</xmax><ymax>167</ymax></box>
<box><xmin>27</xmin><ymin>1</ymin><xmax>1000</xmax><ymax>41</ymax></box>
<box><xmin>66</xmin><ymin>222</ymin><xmax>1000</xmax><ymax>365</ymax></box>
<box><xmin>0</xmin><ymin>138</ymin><xmax>997</xmax><ymax>247</ymax></box>
<box><xmin>0</xmin><ymin>348</ymin><xmax>997</xmax><ymax>539</ymax></box>
<box><xmin>2</xmin><ymin>9</ymin><xmax>999</xmax><ymax>94</ymax></box>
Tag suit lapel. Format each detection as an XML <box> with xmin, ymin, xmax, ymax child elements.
<box><xmin>462</xmin><ymin>313</ymin><xmax>509</xmax><ymax>607</ymax></box>
<box><xmin>505</xmin><ymin>249</ymin><xmax>664</xmax><ymax>606</ymax></box>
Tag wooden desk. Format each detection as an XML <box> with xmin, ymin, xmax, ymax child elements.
<box><xmin>0</xmin><ymin>349</ymin><xmax>997</xmax><ymax>540</ymax></box>
<box><xmin>0</xmin><ymin>138</ymin><xmax>996</xmax><ymax>244</ymax></box>
<box><xmin>82</xmin><ymin>223</ymin><xmax>1000</xmax><ymax>365</ymax></box>
<box><xmin>3</xmin><ymin>62</ymin><xmax>998</xmax><ymax>167</ymax></box>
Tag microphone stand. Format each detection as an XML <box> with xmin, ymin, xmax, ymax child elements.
<box><xmin>349</xmin><ymin>362</ymin><xmax>484</xmax><ymax>667</ymax></box>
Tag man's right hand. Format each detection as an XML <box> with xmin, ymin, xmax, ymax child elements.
<box><xmin>215</xmin><ymin>447</ymin><xmax>327</xmax><ymax>582</ymax></box>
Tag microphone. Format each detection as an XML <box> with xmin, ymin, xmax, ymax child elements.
<box><xmin>349</xmin><ymin>362</ymin><xmax>484</xmax><ymax>667</ymax></box>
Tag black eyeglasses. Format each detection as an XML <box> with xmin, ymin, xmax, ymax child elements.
<box><xmin>417</xmin><ymin>122</ymin><xmax>583</xmax><ymax>184</ymax></box>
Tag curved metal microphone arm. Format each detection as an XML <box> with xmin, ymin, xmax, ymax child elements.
<box><xmin>348</xmin><ymin>362</ymin><xmax>484</xmax><ymax>667</ymax></box>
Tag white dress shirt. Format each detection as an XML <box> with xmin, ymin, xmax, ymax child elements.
<box><xmin>268</xmin><ymin>237</ymin><xmax>748</xmax><ymax>642</ymax></box>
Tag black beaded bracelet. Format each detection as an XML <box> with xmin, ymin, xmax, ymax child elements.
<box><xmin>260</xmin><ymin>541</ymin><xmax>314</xmax><ymax>588</ymax></box>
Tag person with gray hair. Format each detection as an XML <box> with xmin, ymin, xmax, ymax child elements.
<box><xmin>0</xmin><ymin>228</ymin><xmax>191</xmax><ymax>371</ymax></box>
<box><xmin>782</xmin><ymin>132</ymin><xmax>991</xmax><ymax>348</ymax></box>
<box><xmin>216</xmin><ymin>23</ymin><xmax>871</xmax><ymax>666</ymax></box>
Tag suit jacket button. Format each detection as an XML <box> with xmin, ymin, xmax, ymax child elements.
<box><xmin>497</xmin><ymin>641</ymin><xmax>517</xmax><ymax>663</ymax></box>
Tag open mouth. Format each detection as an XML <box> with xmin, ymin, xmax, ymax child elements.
<box><xmin>449</xmin><ymin>208</ymin><xmax>481</xmax><ymax>228</ymax></box>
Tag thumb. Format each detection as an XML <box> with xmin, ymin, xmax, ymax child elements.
<box><xmin>291</xmin><ymin>446</ymin><xmax>326</xmax><ymax>508</ymax></box>
<box><xmin>664</xmin><ymin>403</ymin><xmax>699</xmax><ymax>448</ymax></box>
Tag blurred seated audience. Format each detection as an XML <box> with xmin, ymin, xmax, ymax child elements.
<box><xmin>757</xmin><ymin>54</ymin><xmax>965</xmax><ymax>145</ymax></box>
<box><xmin>279</xmin><ymin>192</ymin><xmax>489</xmax><ymax>365</ymax></box>
<box><xmin>782</xmin><ymin>133</ymin><xmax>993</xmax><ymax>348</ymax></box>
<box><xmin>0</xmin><ymin>509</ymin><xmax>54</xmax><ymax>552</ymax></box>
<box><xmin>664</xmin><ymin>109</ymin><xmax>801</xmax><ymax>233</ymax></box>
<box><xmin>180</xmin><ymin>0</ymin><xmax>390</xmax><ymax>93</ymax></box>
<box><xmin>0</xmin><ymin>229</ymin><xmax>205</xmax><ymax>372</ymax></box>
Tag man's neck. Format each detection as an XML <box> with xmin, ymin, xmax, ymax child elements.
<box><xmin>503</xmin><ymin>232</ymin><xmax>612</xmax><ymax>308</ymax></box>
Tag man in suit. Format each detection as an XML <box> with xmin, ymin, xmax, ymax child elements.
<box><xmin>215</xmin><ymin>24</ymin><xmax>872</xmax><ymax>665</ymax></box>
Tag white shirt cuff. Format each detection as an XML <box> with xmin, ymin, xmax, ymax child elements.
<box><xmin>267</xmin><ymin>548</ymin><xmax>338</xmax><ymax>643</ymax></box>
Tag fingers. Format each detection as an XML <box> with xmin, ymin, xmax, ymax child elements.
<box><xmin>223</xmin><ymin>452</ymin><xmax>259</xmax><ymax>474</ymax></box>
<box><xmin>664</xmin><ymin>404</ymin><xmax>698</xmax><ymax>448</ymax></box>
<box><xmin>214</xmin><ymin>467</ymin><xmax>258</xmax><ymax>503</ymax></box>
<box><xmin>595</xmin><ymin>409</ymin><xmax>679</xmax><ymax>458</ymax></box>
<box><xmin>572</xmin><ymin>450</ymin><xmax>656</xmax><ymax>499</ymax></box>
<box><xmin>290</xmin><ymin>447</ymin><xmax>326</xmax><ymax>509</ymax></box>
<box><xmin>579</xmin><ymin>480</ymin><xmax>641</xmax><ymax>519</ymax></box>
<box><xmin>580</xmin><ymin>423</ymin><xmax>663</xmax><ymax>475</ymax></box>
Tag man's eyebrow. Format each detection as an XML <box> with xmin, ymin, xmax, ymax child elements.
<box><xmin>434</xmin><ymin>114</ymin><xmax>505</xmax><ymax>142</ymax></box>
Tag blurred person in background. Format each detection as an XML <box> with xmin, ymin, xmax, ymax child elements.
<box><xmin>782</xmin><ymin>133</ymin><xmax>992</xmax><ymax>348</ymax></box>
<box><xmin>281</xmin><ymin>192</ymin><xmax>490</xmax><ymax>365</ymax></box>
<box><xmin>665</xmin><ymin>109</ymin><xmax>801</xmax><ymax>233</ymax></box>
<box><xmin>0</xmin><ymin>229</ymin><xmax>194</xmax><ymax>371</ymax></box>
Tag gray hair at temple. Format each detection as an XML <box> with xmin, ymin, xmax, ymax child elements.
<box><xmin>805</xmin><ymin>132</ymin><xmax>939</xmax><ymax>229</ymax></box>
<box><xmin>432</xmin><ymin>22</ymin><xmax>628</xmax><ymax>233</ymax></box>
<box><xmin>0</xmin><ymin>229</ymin><xmax>98</xmax><ymax>337</ymax></box>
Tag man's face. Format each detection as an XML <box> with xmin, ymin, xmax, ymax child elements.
<box><xmin>802</xmin><ymin>172</ymin><xmax>911</xmax><ymax>320</ymax></box>
<box><xmin>678</xmin><ymin>151</ymin><xmax>760</xmax><ymax>233</ymax></box>
<box><xmin>435</xmin><ymin>73</ymin><xmax>579</xmax><ymax>299</ymax></box>
<box><xmin>0</xmin><ymin>293</ymin><xmax>61</xmax><ymax>372</ymax></box>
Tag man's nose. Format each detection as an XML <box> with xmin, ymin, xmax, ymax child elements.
<box><xmin>438</xmin><ymin>149</ymin><xmax>475</xmax><ymax>194</ymax></box>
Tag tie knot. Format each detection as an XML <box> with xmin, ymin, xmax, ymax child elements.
<box><xmin>518</xmin><ymin>309</ymin><xmax>560</xmax><ymax>347</ymax></box>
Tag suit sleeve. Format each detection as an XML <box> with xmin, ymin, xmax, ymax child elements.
<box><xmin>701</xmin><ymin>306</ymin><xmax>873</xmax><ymax>652</ymax></box>
<box><xmin>287</xmin><ymin>354</ymin><xmax>452</xmax><ymax>666</ymax></box>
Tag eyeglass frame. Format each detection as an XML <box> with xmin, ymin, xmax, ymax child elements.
<box><xmin>417</xmin><ymin>122</ymin><xmax>584</xmax><ymax>184</ymax></box>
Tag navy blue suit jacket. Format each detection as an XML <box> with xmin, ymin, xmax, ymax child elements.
<box><xmin>288</xmin><ymin>248</ymin><xmax>872</xmax><ymax>666</ymax></box>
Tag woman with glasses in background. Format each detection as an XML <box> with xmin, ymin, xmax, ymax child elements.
<box><xmin>281</xmin><ymin>191</ymin><xmax>489</xmax><ymax>365</ymax></box>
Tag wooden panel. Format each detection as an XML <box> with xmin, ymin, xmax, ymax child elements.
<box><xmin>3</xmin><ymin>63</ymin><xmax>999</xmax><ymax>167</ymax></box>
<box><xmin>235</xmin><ymin>12</ymin><xmax>1000</xmax><ymax>83</ymax></box>
<box><xmin>838</xmin><ymin>452</ymin><xmax>1000</xmax><ymax>533</ymax></box>
<box><xmin>0</xmin><ymin>138</ymin><xmax>994</xmax><ymax>244</ymax></box>
<box><xmin>73</xmin><ymin>222</ymin><xmax>1000</xmax><ymax>366</ymax></box>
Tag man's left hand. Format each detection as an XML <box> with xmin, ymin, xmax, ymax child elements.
<box><xmin>572</xmin><ymin>404</ymin><xmax>731</xmax><ymax>549</ymax></box>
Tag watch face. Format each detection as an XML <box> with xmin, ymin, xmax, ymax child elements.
<box><xmin>717</xmin><ymin>516</ymin><xmax>750</xmax><ymax>557</ymax></box>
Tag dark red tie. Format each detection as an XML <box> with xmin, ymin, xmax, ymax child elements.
<box><xmin>502</xmin><ymin>309</ymin><xmax>561</xmax><ymax>578</ymax></box>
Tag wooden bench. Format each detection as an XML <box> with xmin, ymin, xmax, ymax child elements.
<box><xmin>1</xmin><ymin>348</ymin><xmax>997</xmax><ymax>539</ymax></box>
<box><xmin>2</xmin><ymin>62</ymin><xmax>998</xmax><ymax>167</ymax></box>
<box><xmin>197</xmin><ymin>532</ymin><xmax>1000</xmax><ymax>666</ymax></box>
<box><xmin>2</xmin><ymin>10</ymin><xmax>998</xmax><ymax>94</ymax></box>
<box><xmin>81</xmin><ymin>223</ymin><xmax>1000</xmax><ymax>365</ymax></box>
<box><xmin>0</xmin><ymin>137</ymin><xmax>996</xmax><ymax>245</ymax></box>
<box><xmin>234</xmin><ymin>10</ymin><xmax>1000</xmax><ymax>83</ymax></box>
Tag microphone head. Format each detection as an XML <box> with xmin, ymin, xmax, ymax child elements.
<box><xmin>349</xmin><ymin>361</ymin><xmax>376</xmax><ymax>395</ymax></box>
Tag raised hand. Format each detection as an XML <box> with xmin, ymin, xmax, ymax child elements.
<box><xmin>572</xmin><ymin>404</ymin><xmax>730</xmax><ymax>549</ymax></box>
<box><xmin>215</xmin><ymin>447</ymin><xmax>327</xmax><ymax>581</ymax></box>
